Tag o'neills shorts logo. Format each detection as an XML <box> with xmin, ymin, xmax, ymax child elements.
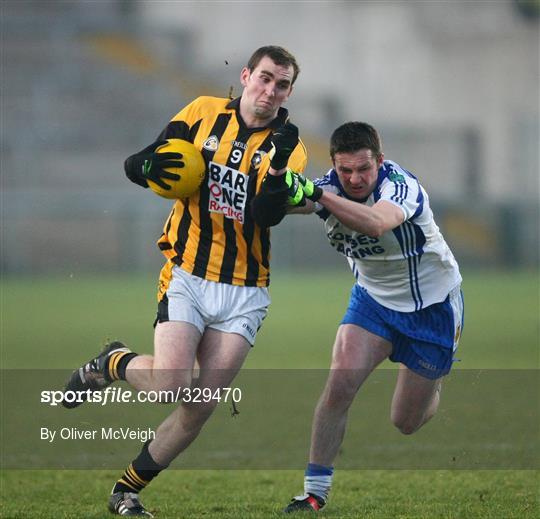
<box><xmin>208</xmin><ymin>162</ymin><xmax>248</xmax><ymax>222</ymax></box>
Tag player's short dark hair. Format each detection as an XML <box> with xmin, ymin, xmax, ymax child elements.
<box><xmin>330</xmin><ymin>122</ymin><xmax>383</xmax><ymax>159</ymax></box>
<box><xmin>247</xmin><ymin>46</ymin><xmax>300</xmax><ymax>85</ymax></box>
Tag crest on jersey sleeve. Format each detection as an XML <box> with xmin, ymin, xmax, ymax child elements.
<box><xmin>388</xmin><ymin>171</ymin><xmax>406</xmax><ymax>183</ymax></box>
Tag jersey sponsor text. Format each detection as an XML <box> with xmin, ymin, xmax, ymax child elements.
<box><xmin>327</xmin><ymin>229</ymin><xmax>385</xmax><ymax>258</ymax></box>
<box><xmin>208</xmin><ymin>161</ymin><xmax>247</xmax><ymax>223</ymax></box>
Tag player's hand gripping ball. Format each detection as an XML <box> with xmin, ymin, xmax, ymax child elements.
<box><xmin>147</xmin><ymin>139</ymin><xmax>206</xmax><ymax>200</ymax></box>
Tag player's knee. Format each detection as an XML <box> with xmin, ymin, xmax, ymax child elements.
<box><xmin>332</xmin><ymin>339</ymin><xmax>358</xmax><ymax>370</ymax></box>
<box><xmin>395</xmin><ymin>421</ymin><xmax>419</xmax><ymax>435</ymax></box>
<box><xmin>391</xmin><ymin>413</ymin><xmax>422</xmax><ymax>435</ymax></box>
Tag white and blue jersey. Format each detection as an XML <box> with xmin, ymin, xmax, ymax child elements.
<box><xmin>314</xmin><ymin>160</ymin><xmax>462</xmax><ymax>313</ymax></box>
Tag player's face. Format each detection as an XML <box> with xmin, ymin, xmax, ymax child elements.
<box><xmin>240</xmin><ymin>56</ymin><xmax>294</xmax><ymax>125</ymax></box>
<box><xmin>333</xmin><ymin>149</ymin><xmax>383</xmax><ymax>199</ymax></box>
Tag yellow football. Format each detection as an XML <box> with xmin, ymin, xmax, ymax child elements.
<box><xmin>147</xmin><ymin>139</ymin><xmax>206</xmax><ymax>199</ymax></box>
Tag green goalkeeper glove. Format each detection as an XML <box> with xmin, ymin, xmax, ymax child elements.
<box><xmin>298</xmin><ymin>173</ymin><xmax>323</xmax><ymax>202</ymax></box>
<box><xmin>284</xmin><ymin>170</ymin><xmax>324</xmax><ymax>206</ymax></box>
<box><xmin>285</xmin><ymin>169</ymin><xmax>306</xmax><ymax>206</ymax></box>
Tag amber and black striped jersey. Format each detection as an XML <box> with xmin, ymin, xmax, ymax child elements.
<box><xmin>155</xmin><ymin>96</ymin><xmax>307</xmax><ymax>295</ymax></box>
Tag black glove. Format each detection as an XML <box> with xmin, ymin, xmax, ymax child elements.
<box><xmin>124</xmin><ymin>140</ymin><xmax>184</xmax><ymax>190</ymax></box>
<box><xmin>269</xmin><ymin>123</ymin><xmax>299</xmax><ymax>170</ymax></box>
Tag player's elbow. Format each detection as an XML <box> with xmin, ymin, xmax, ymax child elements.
<box><xmin>364</xmin><ymin>223</ymin><xmax>385</xmax><ymax>239</ymax></box>
<box><xmin>124</xmin><ymin>155</ymin><xmax>148</xmax><ymax>188</ymax></box>
<box><xmin>250</xmin><ymin>197</ymin><xmax>287</xmax><ymax>227</ymax></box>
<box><xmin>252</xmin><ymin>210</ymin><xmax>286</xmax><ymax>228</ymax></box>
<box><xmin>366</xmin><ymin>213</ymin><xmax>394</xmax><ymax>238</ymax></box>
<box><xmin>350</xmin><ymin>223</ymin><xmax>382</xmax><ymax>238</ymax></box>
<box><xmin>366</xmin><ymin>230</ymin><xmax>383</xmax><ymax>239</ymax></box>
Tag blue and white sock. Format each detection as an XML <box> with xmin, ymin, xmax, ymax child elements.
<box><xmin>304</xmin><ymin>463</ymin><xmax>334</xmax><ymax>502</ymax></box>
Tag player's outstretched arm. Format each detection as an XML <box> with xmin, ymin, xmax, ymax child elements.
<box><xmin>251</xmin><ymin>168</ymin><xmax>311</xmax><ymax>226</ymax></box>
<box><xmin>318</xmin><ymin>191</ymin><xmax>405</xmax><ymax>237</ymax></box>
<box><xmin>124</xmin><ymin>140</ymin><xmax>184</xmax><ymax>189</ymax></box>
<box><xmin>286</xmin><ymin>171</ymin><xmax>317</xmax><ymax>214</ymax></box>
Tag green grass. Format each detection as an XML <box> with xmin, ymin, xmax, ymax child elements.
<box><xmin>0</xmin><ymin>470</ymin><xmax>537</xmax><ymax>518</ymax></box>
<box><xmin>1</xmin><ymin>269</ymin><xmax>539</xmax><ymax>517</ymax></box>
<box><xmin>1</xmin><ymin>269</ymin><xmax>538</xmax><ymax>369</ymax></box>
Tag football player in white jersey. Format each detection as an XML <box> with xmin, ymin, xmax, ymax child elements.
<box><xmin>253</xmin><ymin>121</ymin><xmax>464</xmax><ymax>513</ymax></box>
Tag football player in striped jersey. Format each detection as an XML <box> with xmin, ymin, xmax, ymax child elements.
<box><xmin>255</xmin><ymin>122</ymin><xmax>463</xmax><ymax>513</ymax></box>
<box><xmin>62</xmin><ymin>46</ymin><xmax>306</xmax><ymax>517</ymax></box>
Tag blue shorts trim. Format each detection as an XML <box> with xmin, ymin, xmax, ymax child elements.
<box><xmin>342</xmin><ymin>285</ymin><xmax>464</xmax><ymax>380</ymax></box>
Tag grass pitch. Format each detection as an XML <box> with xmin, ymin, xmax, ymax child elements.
<box><xmin>1</xmin><ymin>269</ymin><xmax>538</xmax><ymax>369</ymax></box>
<box><xmin>1</xmin><ymin>470</ymin><xmax>537</xmax><ymax>518</ymax></box>
<box><xmin>1</xmin><ymin>269</ymin><xmax>538</xmax><ymax>517</ymax></box>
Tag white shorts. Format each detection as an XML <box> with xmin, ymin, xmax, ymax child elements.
<box><xmin>156</xmin><ymin>266</ymin><xmax>270</xmax><ymax>346</ymax></box>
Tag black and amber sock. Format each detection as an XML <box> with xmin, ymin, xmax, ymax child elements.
<box><xmin>105</xmin><ymin>351</ymin><xmax>138</xmax><ymax>382</ymax></box>
<box><xmin>113</xmin><ymin>441</ymin><xmax>167</xmax><ymax>494</ymax></box>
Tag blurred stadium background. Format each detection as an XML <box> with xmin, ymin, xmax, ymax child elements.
<box><xmin>2</xmin><ymin>0</ymin><xmax>538</xmax><ymax>275</ymax></box>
